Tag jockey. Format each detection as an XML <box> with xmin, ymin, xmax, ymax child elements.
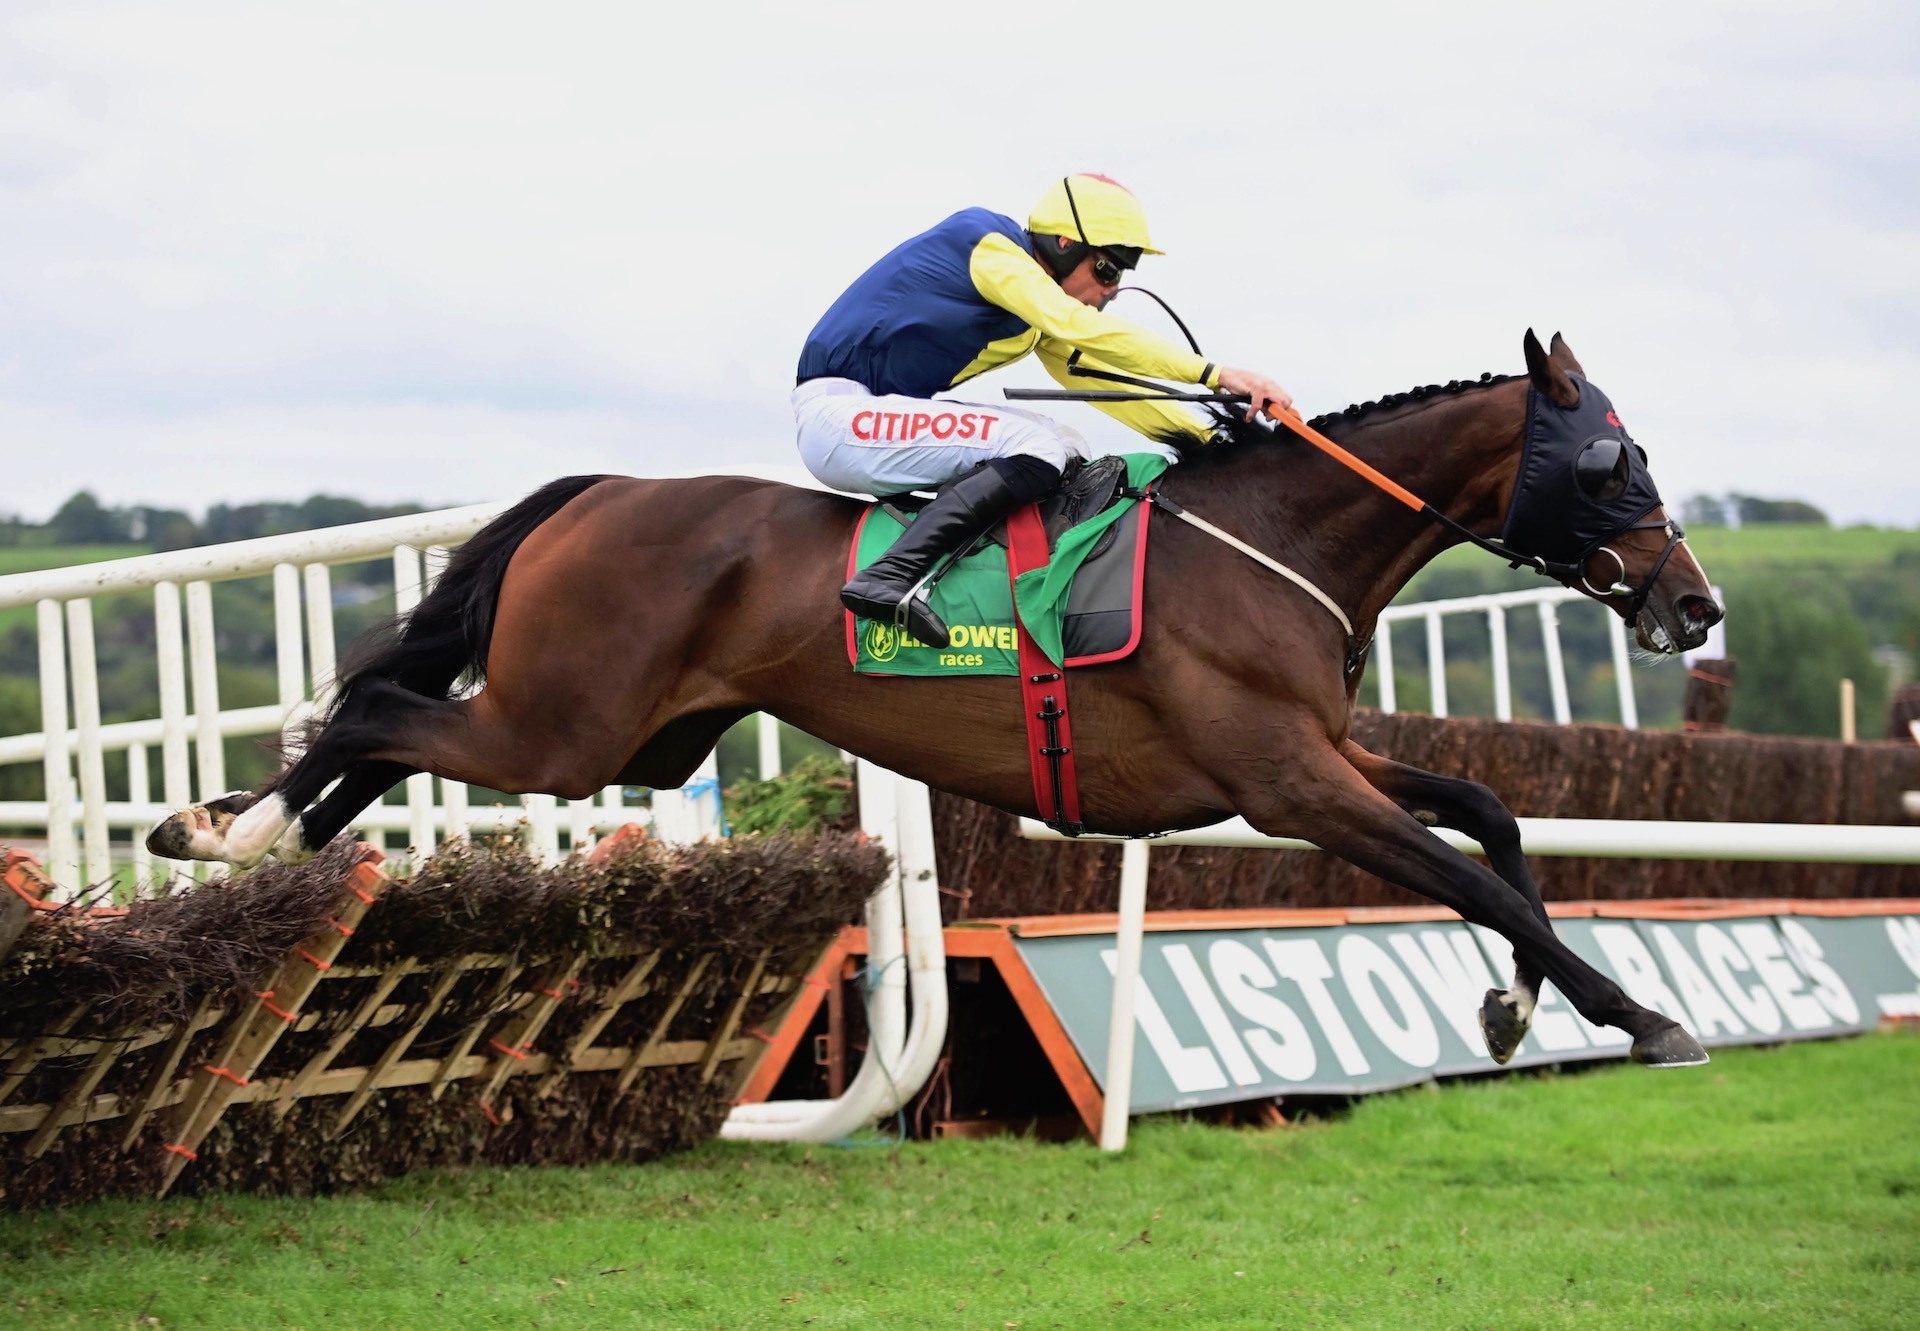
<box><xmin>794</xmin><ymin>172</ymin><xmax>1293</xmax><ymax>649</ymax></box>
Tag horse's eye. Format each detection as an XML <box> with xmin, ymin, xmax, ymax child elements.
<box><xmin>1573</xmin><ymin>437</ymin><xmax>1629</xmax><ymax>502</ymax></box>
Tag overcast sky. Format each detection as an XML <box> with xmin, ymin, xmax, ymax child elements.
<box><xmin>2</xmin><ymin>1</ymin><xmax>1915</xmax><ymax>525</ymax></box>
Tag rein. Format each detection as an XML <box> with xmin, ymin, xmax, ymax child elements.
<box><xmin>1014</xmin><ymin>377</ymin><xmax>1688</xmax><ymax>653</ymax></box>
<box><xmin>1005</xmin><ymin>291</ymin><xmax>1687</xmax><ymax>659</ymax></box>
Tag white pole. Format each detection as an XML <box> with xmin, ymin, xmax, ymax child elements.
<box><xmin>127</xmin><ymin>743</ymin><xmax>153</xmax><ymax>890</ymax></box>
<box><xmin>36</xmin><ymin>599</ymin><xmax>77</xmax><ymax>894</ymax></box>
<box><xmin>1607</xmin><ymin>611</ymin><xmax>1639</xmax><ymax>730</ymax></box>
<box><xmin>1538</xmin><ymin>600</ymin><xmax>1572</xmax><ymax>725</ymax></box>
<box><xmin>757</xmin><ymin>713</ymin><xmax>782</xmax><ymax>780</ymax></box>
<box><xmin>392</xmin><ymin>546</ymin><xmax>437</xmax><ymax>862</ymax></box>
<box><xmin>568</xmin><ymin>798</ymin><xmax>598</xmax><ymax>854</ymax></box>
<box><xmin>1374</xmin><ymin>621</ymin><xmax>1396</xmax><ymax>714</ymax></box>
<box><xmin>272</xmin><ymin>563</ymin><xmax>306</xmax><ymax>738</ymax></box>
<box><xmin>185</xmin><ymin>580</ymin><xmax>225</xmax><ymax>880</ymax></box>
<box><xmin>441</xmin><ymin>777</ymin><xmax>469</xmax><ymax>844</ymax></box>
<box><xmin>153</xmin><ymin>581</ymin><xmax>192</xmax><ymax>811</ymax></box>
<box><xmin>185</xmin><ymin>581</ymin><xmax>225</xmax><ymax>797</ymax></box>
<box><xmin>1100</xmin><ymin>838</ymin><xmax>1152</xmax><ymax>1152</ymax></box>
<box><xmin>1488</xmin><ymin>606</ymin><xmax>1512</xmax><ymax>723</ymax></box>
<box><xmin>302</xmin><ymin>563</ymin><xmax>337</xmax><ymax>712</ymax></box>
<box><xmin>1022</xmin><ymin>814</ymin><xmax>1920</xmax><ymax>862</ymax></box>
<box><xmin>1840</xmin><ymin>678</ymin><xmax>1857</xmax><ymax>744</ymax></box>
<box><xmin>65</xmin><ymin>599</ymin><xmax>112</xmax><ymax>891</ymax></box>
<box><xmin>525</xmin><ymin>792</ymin><xmax>560</xmax><ymax>862</ymax></box>
<box><xmin>1424</xmin><ymin>610</ymin><xmax>1448</xmax><ymax>718</ymax></box>
<box><xmin>691</xmin><ymin>750</ymin><xmax>722</xmax><ymax>839</ymax></box>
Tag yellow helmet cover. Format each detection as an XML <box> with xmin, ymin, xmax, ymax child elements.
<box><xmin>1028</xmin><ymin>173</ymin><xmax>1163</xmax><ymax>255</ymax></box>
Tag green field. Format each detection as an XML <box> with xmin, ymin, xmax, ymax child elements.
<box><xmin>0</xmin><ymin>545</ymin><xmax>150</xmax><ymax>577</ymax></box>
<box><xmin>1</xmin><ymin>1032</ymin><xmax>1913</xmax><ymax>1330</ymax></box>
<box><xmin>1409</xmin><ymin>523</ymin><xmax>1920</xmax><ymax>592</ymax></box>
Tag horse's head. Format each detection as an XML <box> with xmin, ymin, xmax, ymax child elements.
<box><xmin>1506</xmin><ymin>330</ymin><xmax>1722</xmax><ymax>655</ymax></box>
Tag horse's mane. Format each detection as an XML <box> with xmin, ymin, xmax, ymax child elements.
<box><xmin>1176</xmin><ymin>371</ymin><xmax>1520</xmax><ymax>458</ymax></box>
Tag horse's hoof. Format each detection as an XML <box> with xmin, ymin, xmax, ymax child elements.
<box><xmin>143</xmin><ymin>792</ymin><xmax>254</xmax><ymax>862</ymax></box>
<box><xmin>1479</xmin><ymin>988</ymin><xmax>1531</xmax><ymax>1065</ymax></box>
<box><xmin>1631</xmin><ymin>1023</ymin><xmax>1710</xmax><ymax>1069</ymax></box>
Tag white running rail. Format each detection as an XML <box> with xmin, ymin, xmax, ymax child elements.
<box><xmin>1374</xmin><ymin>584</ymin><xmax>1642</xmax><ymax>726</ymax></box>
<box><xmin>1022</xmin><ymin>814</ymin><xmax>1920</xmax><ymax>1151</ymax></box>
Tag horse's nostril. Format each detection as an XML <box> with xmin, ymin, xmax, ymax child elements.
<box><xmin>1679</xmin><ymin>595</ymin><xmax>1723</xmax><ymax>629</ymax></box>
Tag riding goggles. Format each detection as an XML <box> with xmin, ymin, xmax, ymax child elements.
<box><xmin>1090</xmin><ymin>246</ymin><xmax>1140</xmax><ymax>287</ymax></box>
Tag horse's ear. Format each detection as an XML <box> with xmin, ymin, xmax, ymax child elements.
<box><xmin>1547</xmin><ymin>331</ymin><xmax>1586</xmax><ymax>377</ymax></box>
<box><xmin>1524</xmin><ymin>328</ymin><xmax>1580</xmax><ymax>408</ymax></box>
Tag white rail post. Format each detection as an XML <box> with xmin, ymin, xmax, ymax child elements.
<box><xmin>185</xmin><ymin>580</ymin><xmax>226</xmax><ymax>880</ymax></box>
<box><xmin>567</xmin><ymin>798</ymin><xmax>598</xmax><ymax>855</ymax></box>
<box><xmin>758</xmin><ymin>712</ymin><xmax>782</xmax><ymax>780</ymax></box>
<box><xmin>1374</xmin><ymin>621</ymin><xmax>1397</xmax><ymax>713</ymax></box>
<box><xmin>525</xmin><ymin>793</ymin><xmax>561</xmax><ymax>862</ymax></box>
<box><xmin>35</xmin><ymin>599</ymin><xmax>77</xmax><ymax>894</ymax></box>
<box><xmin>1424</xmin><ymin>609</ymin><xmax>1448</xmax><ymax>718</ymax></box>
<box><xmin>153</xmin><ymin>582</ymin><xmax>192</xmax><ymax>812</ymax></box>
<box><xmin>1101</xmin><ymin>838</ymin><xmax>1153</xmax><ymax>1152</ymax></box>
<box><xmin>1537</xmin><ymin>599</ymin><xmax>1572</xmax><ymax>725</ymax></box>
<box><xmin>691</xmin><ymin>750</ymin><xmax>723</xmax><ymax>839</ymax></box>
<box><xmin>1606</xmin><ymin>611</ymin><xmax>1639</xmax><ymax>730</ymax></box>
<box><xmin>301</xmin><ymin>563</ymin><xmax>338</xmax><ymax>711</ymax></box>
<box><xmin>65</xmin><ymin>599</ymin><xmax>112</xmax><ymax>892</ymax></box>
<box><xmin>392</xmin><ymin>545</ymin><xmax>436</xmax><ymax>863</ymax></box>
<box><xmin>599</xmin><ymin>782</ymin><xmax>625</xmax><ymax>832</ymax></box>
<box><xmin>272</xmin><ymin>563</ymin><xmax>307</xmax><ymax>749</ymax></box>
<box><xmin>126</xmin><ymin>743</ymin><xmax>153</xmax><ymax>889</ymax></box>
<box><xmin>1487</xmin><ymin>606</ymin><xmax>1512</xmax><ymax>722</ymax></box>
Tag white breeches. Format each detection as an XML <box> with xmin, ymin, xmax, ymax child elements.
<box><xmin>791</xmin><ymin>377</ymin><xmax>1091</xmax><ymax>496</ymax></box>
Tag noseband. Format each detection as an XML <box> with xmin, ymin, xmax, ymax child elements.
<box><xmin>1576</xmin><ymin>516</ymin><xmax>1688</xmax><ymax>629</ymax></box>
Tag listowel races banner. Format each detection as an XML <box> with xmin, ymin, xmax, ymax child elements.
<box><xmin>1012</xmin><ymin>906</ymin><xmax>1920</xmax><ymax>1112</ymax></box>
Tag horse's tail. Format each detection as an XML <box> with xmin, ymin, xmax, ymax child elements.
<box><xmin>326</xmin><ymin>475</ymin><xmax>615</xmax><ymax>716</ymax></box>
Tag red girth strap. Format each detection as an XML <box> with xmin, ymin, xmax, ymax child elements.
<box><xmin>1004</xmin><ymin>504</ymin><xmax>1083</xmax><ymax>832</ymax></box>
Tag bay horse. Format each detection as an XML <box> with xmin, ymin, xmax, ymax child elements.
<box><xmin>150</xmin><ymin>331</ymin><xmax>1724</xmax><ymax>1067</ymax></box>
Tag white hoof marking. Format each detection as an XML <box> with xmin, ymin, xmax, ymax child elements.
<box><xmin>270</xmin><ymin>820</ymin><xmax>316</xmax><ymax>866</ymax></box>
<box><xmin>225</xmin><ymin>795</ymin><xmax>292</xmax><ymax>868</ymax></box>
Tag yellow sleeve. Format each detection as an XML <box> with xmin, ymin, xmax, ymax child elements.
<box><xmin>970</xmin><ymin>232</ymin><xmax>1220</xmax><ymax>387</ymax></box>
<box><xmin>1035</xmin><ymin>337</ymin><xmax>1216</xmax><ymax>446</ymax></box>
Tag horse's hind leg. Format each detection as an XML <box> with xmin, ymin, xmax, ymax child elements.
<box><xmin>1237</xmin><ymin>744</ymin><xmax>1706</xmax><ymax>1067</ymax></box>
<box><xmin>266</xmin><ymin>760</ymin><xmax>415</xmax><ymax>865</ymax></box>
<box><xmin>1340</xmin><ymin>740</ymin><xmax>1550</xmax><ymax>1064</ymax></box>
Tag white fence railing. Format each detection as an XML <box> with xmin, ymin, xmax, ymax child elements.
<box><xmin>0</xmin><ymin>503</ymin><xmax>755</xmax><ymax>897</ymax></box>
<box><xmin>1374</xmin><ymin>584</ymin><xmax>1641</xmax><ymax>727</ymax></box>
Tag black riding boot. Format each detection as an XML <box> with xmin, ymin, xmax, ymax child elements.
<box><xmin>841</xmin><ymin>462</ymin><xmax>1039</xmax><ymax>648</ymax></box>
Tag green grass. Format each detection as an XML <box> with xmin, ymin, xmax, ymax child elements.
<box><xmin>0</xmin><ymin>545</ymin><xmax>151</xmax><ymax>577</ymax></box>
<box><xmin>2</xmin><ymin>1033</ymin><xmax>1914</xmax><ymax>1330</ymax></box>
<box><xmin>1410</xmin><ymin>523</ymin><xmax>1920</xmax><ymax>589</ymax></box>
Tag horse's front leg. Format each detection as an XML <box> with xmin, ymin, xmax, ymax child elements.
<box><xmin>1339</xmin><ymin>740</ymin><xmax>1549</xmax><ymax>1064</ymax></box>
<box><xmin>1232</xmin><ymin>742</ymin><xmax>1707</xmax><ymax>1067</ymax></box>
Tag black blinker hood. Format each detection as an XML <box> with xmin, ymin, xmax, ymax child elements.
<box><xmin>1502</xmin><ymin>373</ymin><xmax>1663</xmax><ymax>566</ymax></box>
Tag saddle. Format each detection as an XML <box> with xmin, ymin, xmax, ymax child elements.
<box><xmin>879</xmin><ymin>455</ymin><xmax>1133</xmax><ymax>562</ymax></box>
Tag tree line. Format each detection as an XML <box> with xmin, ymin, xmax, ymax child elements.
<box><xmin>1</xmin><ymin>491</ymin><xmax>430</xmax><ymax>551</ymax></box>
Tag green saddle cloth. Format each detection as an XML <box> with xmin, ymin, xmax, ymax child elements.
<box><xmin>850</xmin><ymin>453</ymin><xmax>1171</xmax><ymax>677</ymax></box>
